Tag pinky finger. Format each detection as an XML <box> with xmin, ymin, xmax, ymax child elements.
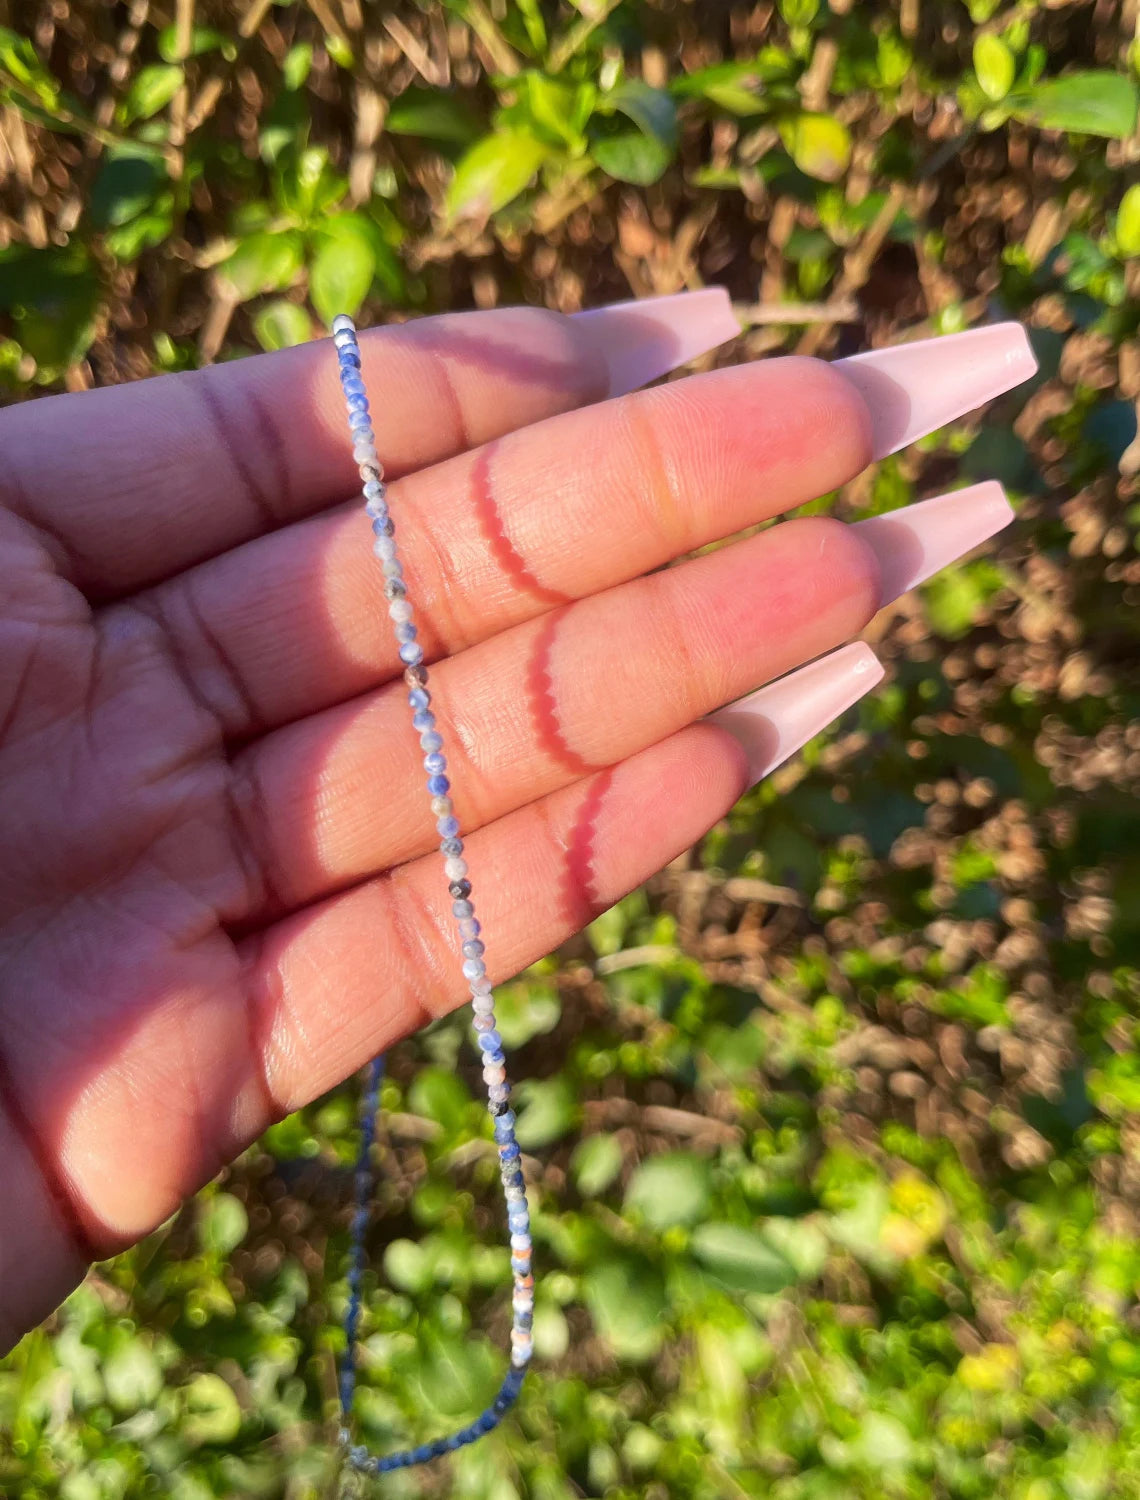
<box><xmin>246</xmin><ymin>643</ymin><xmax>883</xmax><ymax>1113</ymax></box>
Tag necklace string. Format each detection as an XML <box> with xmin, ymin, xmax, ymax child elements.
<box><xmin>330</xmin><ymin>315</ymin><xmax>534</xmax><ymax>1477</ymax></box>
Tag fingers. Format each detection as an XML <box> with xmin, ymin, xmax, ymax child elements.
<box><xmin>231</xmin><ymin>516</ymin><xmax>881</xmax><ymax>919</ymax></box>
<box><xmin>122</xmin><ymin>356</ymin><xmax>873</xmax><ymax>737</ymax></box>
<box><xmin>245</xmin><ymin>722</ymin><xmax>749</xmax><ymax>1113</ymax></box>
<box><xmin>0</xmin><ymin>292</ymin><xmax>737</xmax><ymax>599</ymax></box>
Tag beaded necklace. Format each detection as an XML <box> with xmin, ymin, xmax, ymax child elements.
<box><xmin>330</xmin><ymin>315</ymin><xmax>534</xmax><ymax>1479</ymax></box>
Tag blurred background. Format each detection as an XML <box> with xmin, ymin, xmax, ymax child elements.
<box><xmin>2</xmin><ymin>1</ymin><xmax>1140</xmax><ymax>1496</ymax></box>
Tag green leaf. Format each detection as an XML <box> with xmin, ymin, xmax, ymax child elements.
<box><xmin>217</xmin><ymin>230</ymin><xmax>304</xmax><ymax>302</ymax></box>
<box><xmin>89</xmin><ymin>147</ymin><xmax>166</xmax><ymax>229</ymax></box>
<box><xmin>494</xmin><ymin>979</ymin><xmax>561</xmax><ymax>1049</ymax></box>
<box><xmin>513</xmin><ymin>1076</ymin><xmax>579</xmax><ymax>1149</ymax></box>
<box><xmin>282</xmin><ymin>42</ymin><xmax>313</xmax><ymax>91</ymax></box>
<box><xmin>157</xmin><ymin>24</ymin><xmax>232</xmax><ymax>62</ymax></box>
<box><xmin>408</xmin><ymin>1066</ymin><xmax>472</xmax><ymax>1132</ymax></box>
<box><xmin>198</xmin><ymin>1192</ymin><xmax>248</xmax><ymax>1255</ymax></box>
<box><xmin>625</xmin><ymin>1153</ymin><xmax>712</xmax><ymax>1230</ymax></box>
<box><xmin>386</xmin><ymin>85</ymin><xmax>485</xmax><ymax>145</ymax></box>
<box><xmin>689</xmin><ymin>1222</ymin><xmax>804</xmax><ymax>1294</ymax></box>
<box><xmin>1009</xmin><ymin>71</ymin><xmax>1139</xmax><ymax>138</ymax></box>
<box><xmin>253</xmin><ymin>299</ymin><xmax>312</xmax><ymax>351</ymax></box>
<box><xmin>582</xmin><ymin>1256</ymin><xmax>667</xmax><ymax>1362</ymax></box>
<box><xmin>104</xmin><ymin>1338</ymin><xmax>163</xmax><ymax>1412</ymax></box>
<box><xmin>0</xmin><ymin>26</ymin><xmax>59</xmax><ymax>106</ymax></box>
<box><xmin>572</xmin><ymin>1133</ymin><xmax>624</xmax><ymax>1195</ymax></box>
<box><xmin>384</xmin><ymin>1238</ymin><xmax>433</xmax><ymax>1295</ymax></box>
<box><xmin>592</xmin><ymin>81</ymin><xmax>679</xmax><ymax>185</ymax></box>
<box><xmin>671</xmin><ymin>60</ymin><xmax>768</xmax><ymax>115</ymax></box>
<box><xmin>309</xmin><ymin>213</ymin><xmax>377</xmax><ymax>324</ymax></box>
<box><xmin>778</xmin><ymin>112</ymin><xmax>851</xmax><ymax>180</ymax></box>
<box><xmin>446</xmin><ymin>129</ymin><xmax>550</xmax><ymax>222</ymax></box>
<box><xmin>120</xmin><ymin>64</ymin><xmax>183</xmax><ymax>123</ymax></box>
<box><xmin>0</xmin><ymin>243</ymin><xmax>101</xmax><ymax>370</ymax></box>
<box><xmin>179</xmin><ymin>1373</ymin><xmax>242</xmax><ymax>1446</ymax></box>
<box><xmin>973</xmin><ymin>34</ymin><xmax>1016</xmax><ymax>102</ymax></box>
<box><xmin>1116</xmin><ymin>183</ymin><xmax>1140</xmax><ymax>258</ymax></box>
<box><xmin>507</xmin><ymin>71</ymin><xmax>595</xmax><ymax>150</ymax></box>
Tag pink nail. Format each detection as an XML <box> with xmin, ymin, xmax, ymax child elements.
<box><xmin>708</xmin><ymin>642</ymin><xmax>884</xmax><ymax>785</ymax></box>
<box><xmin>855</xmin><ymin>480</ymin><xmax>1014</xmax><ymax>606</ymax></box>
<box><xmin>572</xmin><ymin>288</ymin><xmax>740</xmax><ymax>397</ymax></box>
<box><xmin>834</xmin><ymin>323</ymin><xmax>1038</xmax><ymax>459</ymax></box>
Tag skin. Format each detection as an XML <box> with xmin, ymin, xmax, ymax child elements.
<box><xmin>0</xmin><ymin>307</ymin><xmax>881</xmax><ymax>1354</ymax></box>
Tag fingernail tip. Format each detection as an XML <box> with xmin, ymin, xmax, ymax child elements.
<box><xmin>856</xmin><ymin>480</ymin><xmax>1016</xmax><ymax>604</ymax></box>
<box><xmin>572</xmin><ymin>288</ymin><xmax>740</xmax><ymax>396</ymax></box>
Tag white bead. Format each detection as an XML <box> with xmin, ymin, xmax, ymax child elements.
<box><xmin>332</xmin><ymin>314</ymin><xmax>356</xmax><ymax>336</ymax></box>
<box><xmin>388</xmin><ymin>599</ymin><xmax>413</xmax><ymax>623</ymax></box>
<box><xmin>353</xmin><ymin>440</ymin><xmax>377</xmax><ymax>465</ymax></box>
<box><xmin>430</xmin><ymin>795</ymin><xmax>452</xmax><ymax>818</ymax></box>
<box><xmin>444</xmin><ymin>856</ymin><xmax>468</xmax><ymax>881</ymax></box>
<box><xmin>472</xmin><ymin>995</ymin><xmax>494</xmax><ymax>1016</ymax></box>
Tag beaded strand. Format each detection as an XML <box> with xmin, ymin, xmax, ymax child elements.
<box><xmin>331</xmin><ymin>315</ymin><xmax>534</xmax><ymax>1477</ymax></box>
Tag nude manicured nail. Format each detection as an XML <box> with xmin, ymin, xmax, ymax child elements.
<box><xmin>709</xmin><ymin>642</ymin><xmax>884</xmax><ymax>785</ymax></box>
<box><xmin>572</xmin><ymin>288</ymin><xmax>740</xmax><ymax>397</ymax></box>
<box><xmin>855</xmin><ymin>480</ymin><xmax>1014</xmax><ymax>606</ymax></box>
<box><xmin>834</xmin><ymin>323</ymin><xmax>1038</xmax><ymax>459</ymax></box>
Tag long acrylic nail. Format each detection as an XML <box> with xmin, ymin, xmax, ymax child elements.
<box><xmin>572</xmin><ymin>288</ymin><xmax>740</xmax><ymax>398</ymax></box>
<box><xmin>708</xmin><ymin>642</ymin><xmax>884</xmax><ymax>785</ymax></box>
<box><xmin>834</xmin><ymin>323</ymin><xmax>1038</xmax><ymax>459</ymax></box>
<box><xmin>855</xmin><ymin>480</ymin><xmax>1014</xmax><ymax>606</ymax></box>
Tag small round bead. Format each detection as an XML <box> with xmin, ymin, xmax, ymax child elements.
<box><xmin>431</xmin><ymin>795</ymin><xmax>453</xmax><ymax>819</ymax></box>
<box><xmin>420</xmin><ymin>730</ymin><xmax>443</xmax><ymax>753</ymax></box>
<box><xmin>342</xmin><ymin>376</ymin><xmax>366</xmax><ymax>399</ymax></box>
<box><xmin>490</xmin><ymin>1098</ymin><xmax>510</xmax><ymax>1116</ymax></box>
<box><xmin>473</xmin><ymin>1014</ymin><xmax>494</xmax><ymax>1032</ymax></box>
<box><xmin>427</xmin><ymin>774</ymin><xmax>450</xmax><ymax>797</ymax></box>
<box><xmin>332</xmin><ymin>313</ymin><xmax>356</xmax><ymax>335</ymax></box>
<box><xmin>424</xmin><ymin>752</ymin><xmax>446</xmax><ymax>775</ymax></box>
<box><xmin>412</xmin><ymin>709</ymin><xmax>435</xmax><ymax>731</ymax></box>
<box><xmin>463</xmin><ymin>957</ymin><xmax>487</xmax><ymax>981</ymax></box>
<box><xmin>363</xmin><ymin>477</ymin><xmax>384</xmax><ymax>500</ymax></box>
<box><xmin>483</xmin><ymin>1064</ymin><xmax>506</xmax><ymax>1086</ymax></box>
<box><xmin>348</xmin><ymin>408</ymin><xmax>372</xmax><ymax>431</ymax></box>
<box><xmin>458</xmin><ymin>917</ymin><xmax>481</xmax><ymax>941</ymax></box>
<box><xmin>396</xmin><ymin>623</ymin><xmax>418</xmax><ymax>648</ymax></box>
<box><xmin>499</xmin><ymin>1139</ymin><xmax>520</xmax><ymax>1161</ymax></box>
<box><xmin>361</xmin><ymin>461</ymin><xmax>383</xmax><ymax>483</ymax></box>
<box><xmin>338</xmin><ymin>349</ymin><xmax>361</xmax><ymax>371</ymax></box>
<box><xmin>470</xmin><ymin>976</ymin><xmax>493</xmax><ymax>996</ymax></box>
<box><xmin>449</xmin><ymin>879</ymin><xmax>471</xmax><ymax>901</ymax></box>
<box><xmin>384</xmin><ymin>579</ymin><xmax>407</xmax><ymax>602</ymax></box>
<box><xmin>408</xmin><ymin>687</ymin><xmax>430</xmax><ymax>712</ymax></box>
<box><xmin>405</xmin><ymin>664</ymin><xmax>428</xmax><ymax>687</ymax></box>
<box><xmin>399</xmin><ymin>642</ymin><xmax>424</xmax><ymax>665</ymax></box>
<box><xmin>371</xmin><ymin>516</ymin><xmax>395</xmax><ymax>537</ymax></box>
<box><xmin>451</xmin><ymin>896</ymin><xmax>472</xmax><ymax>916</ymax></box>
<box><xmin>478</xmin><ymin>1030</ymin><xmax>502</xmax><ymax>1053</ymax></box>
<box><xmin>354</xmin><ymin>441</ymin><xmax>378</xmax><ymax>466</ymax></box>
<box><xmin>373</xmin><ymin>535</ymin><xmax>397</xmax><ymax>562</ymax></box>
<box><xmin>441</xmin><ymin>835</ymin><xmax>463</xmax><ymax>856</ymax></box>
<box><xmin>472</xmin><ymin>994</ymin><xmax>495</xmax><ymax>1016</ymax></box>
<box><xmin>510</xmin><ymin>1233</ymin><xmax>530</xmax><ymax>1253</ymax></box>
<box><xmin>444</xmin><ymin>856</ymin><xmax>468</xmax><ymax>882</ymax></box>
<box><xmin>390</xmin><ymin>599</ymin><xmax>413</xmax><ymax>624</ymax></box>
<box><xmin>462</xmin><ymin>939</ymin><xmax>485</xmax><ymax>959</ymax></box>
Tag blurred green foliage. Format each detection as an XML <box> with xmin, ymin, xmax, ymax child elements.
<box><xmin>3</xmin><ymin>1</ymin><xmax>1140</xmax><ymax>1496</ymax></box>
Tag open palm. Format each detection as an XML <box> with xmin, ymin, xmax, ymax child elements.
<box><xmin>3</xmin><ymin>291</ymin><xmax>1002</xmax><ymax>1353</ymax></box>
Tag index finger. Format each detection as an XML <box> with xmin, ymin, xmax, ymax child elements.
<box><xmin>0</xmin><ymin>292</ymin><xmax>738</xmax><ymax>598</ymax></box>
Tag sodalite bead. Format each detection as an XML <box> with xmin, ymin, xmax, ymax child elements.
<box><xmin>334</xmin><ymin>315</ymin><xmax>532</xmax><ymax>1478</ymax></box>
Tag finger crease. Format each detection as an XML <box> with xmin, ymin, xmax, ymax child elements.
<box><xmin>197</xmin><ymin>380</ymin><xmax>287</xmax><ymax>534</ymax></box>
<box><xmin>383</xmin><ymin>868</ymin><xmax>456</xmax><ymax>1027</ymax></box>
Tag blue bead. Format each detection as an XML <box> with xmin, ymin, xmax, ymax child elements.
<box><xmin>463</xmin><ymin>957</ymin><xmax>487</xmax><ymax>981</ymax></box>
<box><xmin>412</xmin><ymin>710</ymin><xmax>435</xmax><ymax>732</ymax></box>
<box><xmin>462</xmin><ymin>939</ymin><xmax>485</xmax><ymax>959</ymax></box>
<box><xmin>500</xmin><ymin>1141</ymin><xmax>521</xmax><ymax>1162</ymax></box>
<box><xmin>420</xmin><ymin>730</ymin><xmax>443</xmax><ymax>753</ymax></box>
<box><xmin>476</xmin><ymin>1411</ymin><xmax>497</xmax><ymax>1434</ymax></box>
<box><xmin>338</xmin><ymin>348</ymin><xmax>361</xmax><ymax>368</ymax></box>
<box><xmin>478</xmin><ymin>1030</ymin><xmax>502</xmax><ymax>1052</ymax></box>
<box><xmin>494</xmin><ymin>1120</ymin><xmax>515</xmax><ymax>1143</ymax></box>
<box><xmin>450</xmin><ymin>894</ymin><xmax>471</xmax><ymax>913</ymax></box>
<box><xmin>399</xmin><ymin>642</ymin><xmax>424</xmax><ymax>665</ymax></box>
<box><xmin>424</xmin><ymin>752</ymin><xmax>446</xmax><ymax>774</ymax></box>
<box><xmin>347</xmin><ymin>393</ymin><xmax>369</xmax><ymax>414</ymax></box>
<box><xmin>409</xmin><ymin>687</ymin><xmax>430</xmax><ymax>712</ymax></box>
<box><xmin>396</xmin><ymin>623</ymin><xmax>417</xmax><ymax>646</ymax></box>
<box><xmin>411</xmin><ymin>1445</ymin><xmax>432</xmax><ymax>1464</ymax></box>
<box><xmin>511</xmin><ymin>1255</ymin><xmax>530</xmax><ymax>1273</ymax></box>
<box><xmin>341</xmin><ymin>376</ymin><xmax>365</xmax><ymax>397</ymax></box>
<box><xmin>444</xmin><ymin>1433</ymin><xmax>463</xmax><ymax>1451</ymax></box>
<box><xmin>427</xmin><ymin>773</ymin><xmax>450</xmax><ymax>796</ymax></box>
<box><xmin>517</xmin><ymin>1310</ymin><xmax>533</xmax><ymax>1331</ymax></box>
<box><xmin>348</xmin><ymin>408</ymin><xmax>371</xmax><ymax>429</ymax></box>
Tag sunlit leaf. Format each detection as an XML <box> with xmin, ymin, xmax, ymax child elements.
<box><xmin>253</xmin><ymin>298</ymin><xmax>312</xmax><ymax>350</ymax></box>
<box><xmin>217</xmin><ymin>230</ymin><xmax>304</xmax><ymax>302</ymax></box>
<box><xmin>778</xmin><ymin>112</ymin><xmax>851</xmax><ymax>181</ymax></box>
<box><xmin>625</xmin><ymin>1153</ymin><xmax>712</xmax><ymax>1229</ymax></box>
<box><xmin>198</xmin><ymin>1192</ymin><xmax>248</xmax><ymax>1255</ymax></box>
<box><xmin>179</xmin><ymin>1373</ymin><xmax>242</xmax><ymax>1445</ymax></box>
<box><xmin>120</xmin><ymin>64</ymin><xmax>183</xmax><ymax>123</ymax></box>
<box><xmin>582</xmin><ymin>1256</ymin><xmax>667</xmax><ymax>1361</ymax></box>
<box><xmin>974</xmin><ymin>34</ymin><xmax>1016</xmax><ymax>102</ymax></box>
<box><xmin>571</xmin><ymin>1133</ymin><xmax>624</xmax><ymax>1195</ymax></box>
<box><xmin>309</xmin><ymin>212</ymin><xmax>377</xmax><ymax>324</ymax></box>
<box><xmin>1009</xmin><ymin>71</ymin><xmax>1139</xmax><ymax>138</ymax></box>
<box><xmin>446</xmin><ymin>129</ymin><xmax>550</xmax><ymax>222</ymax></box>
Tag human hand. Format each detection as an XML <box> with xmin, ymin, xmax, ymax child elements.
<box><xmin>0</xmin><ymin>293</ymin><xmax>1034</xmax><ymax>1349</ymax></box>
